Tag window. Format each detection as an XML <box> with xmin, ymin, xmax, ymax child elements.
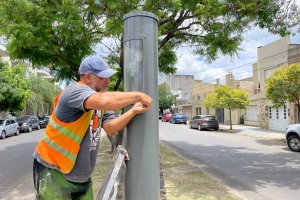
<box><xmin>284</xmin><ymin>105</ymin><xmax>287</xmax><ymax>119</ymax></box>
<box><xmin>196</xmin><ymin>107</ymin><xmax>201</xmax><ymax>115</ymax></box>
<box><xmin>276</xmin><ymin>108</ymin><xmax>279</xmax><ymax>119</ymax></box>
<box><xmin>269</xmin><ymin>107</ymin><xmax>272</xmax><ymax>119</ymax></box>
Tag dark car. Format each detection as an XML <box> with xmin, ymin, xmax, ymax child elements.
<box><xmin>170</xmin><ymin>113</ymin><xmax>187</xmax><ymax>124</ymax></box>
<box><xmin>189</xmin><ymin>115</ymin><xmax>219</xmax><ymax>131</ymax></box>
<box><xmin>162</xmin><ymin>113</ymin><xmax>172</xmax><ymax>122</ymax></box>
<box><xmin>39</xmin><ymin>116</ymin><xmax>50</xmax><ymax>129</ymax></box>
<box><xmin>16</xmin><ymin>115</ymin><xmax>40</xmax><ymax>132</ymax></box>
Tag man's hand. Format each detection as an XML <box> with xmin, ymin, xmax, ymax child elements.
<box><xmin>138</xmin><ymin>92</ymin><xmax>152</xmax><ymax>109</ymax></box>
<box><xmin>131</xmin><ymin>102</ymin><xmax>151</xmax><ymax>114</ymax></box>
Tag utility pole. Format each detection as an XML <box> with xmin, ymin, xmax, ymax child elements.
<box><xmin>123</xmin><ymin>11</ymin><xmax>160</xmax><ymax>200</ymax></box>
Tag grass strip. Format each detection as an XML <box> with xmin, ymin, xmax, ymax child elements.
<box><xmin>92</xmin><ymin>136</ymin><xmax>243</xmax><ymax>200</ymax></box>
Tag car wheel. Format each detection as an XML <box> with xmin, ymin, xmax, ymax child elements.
<box><xmin>28</xmin><ymin>126</ymin><xmax>32</xmax><ymax>132</ymax></box>
<box><xmin>1</xmin><ymin>131</ymin><xmax>6</xmax><ymax>139</ymax></box>
<box><xmin>214</xmin><ymin>128</ymin><xmax>219</xmax><ymax>131</ymax></box>
<box><xmin>287</xmin><ymin>135</ymin><xmax>300</xmax><ymax>152</ymax></box>
<box><xmin>198</xmin><ymin>124</ymin><xmax>202</xmax><ymax>131</ymax></box>
<box><xmin>37</xmin><ymin>125</ymin><xmax>40</xmax><ymax>130</ymax></box>
<box><xmin>189</xmin><ymin>123</ymin><xmax>192</xmax><ymax>129</ymax></box>
<box><xmin>15</xmin><ymin>128</ymin><xmax>20</xmax><ymax>136</ymax></box>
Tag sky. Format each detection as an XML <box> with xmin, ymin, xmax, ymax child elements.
<box><xmin>175</xmin><ymin>27</ymin><xmax>300</xmax><ymax>84</ymax></box>
<box><xmin>96</xmin><ymin>27</ymin><xmax>300</xmax><ymax>86</ymax></box>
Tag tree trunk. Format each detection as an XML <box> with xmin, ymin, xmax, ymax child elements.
<box><xmin>229</xmin><ymin>109</ymin><xmax>232</xmax><ymax>130</ymax></box>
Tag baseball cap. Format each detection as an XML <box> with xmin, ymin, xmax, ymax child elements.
<box><xmin>79</xmin><ymin>56</ymin><xmax>116</xmax><ymax>78</ymax></box>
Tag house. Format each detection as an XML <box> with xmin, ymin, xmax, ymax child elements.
<box><xmin>224</xmin><ymin>73</ymin><xmax>254</xmax><ymax>125</ymax></box>
<box><xmin>191</xmin><ymin>80</ymin><xmax>219</xmax><ymax>120</ymax></box>
<box><xmin>158</xmin><ymin>74</ymin><xmax>194</xmax><ymax>115</ymax></box>
<box><xmin>245</xmin><ymin>36</ymin><xmax>300</xmax><ymax>131</ymax></box>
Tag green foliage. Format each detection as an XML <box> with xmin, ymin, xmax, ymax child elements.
<box><xmin>0</xmin><ymin>0</ymin><xmax>298</xmax><ymax>89</ymax></box>
<box><xmin>204</xmin><ymin>93</ymin><xmax>219</xmax><ymax>108</ymax></box>
<box><xmin>204</xmin><ymin>86</ymin><xmax>249</xmax><ymax>129</ymax></box>
<box><xmin>0</xmin><ymin>0</ymin><xmax>104</xmax><ymax>81</ymax></box>
<box><xmin>159</xmin><ymin>84</ymin><xmax>176</xmax><ymax>113</ymax></box>
<box><xmin>26</xmin><ymin>76</ymin><xmax>61</xmax><ymax>116</ymax></box>
<box><xmin>266</xmin><ymin>64</ymin><xmax>300</xmax><ymax>108</ymax></box>
<box><xmin>0</xmin><ymin>62</ymin><xmax>29</xmax><ymax>113</ymax></box>
<box><xmin>215</xmin><ymin>86</ymin><xmax>250</xmax><ymax>111</ymax></box>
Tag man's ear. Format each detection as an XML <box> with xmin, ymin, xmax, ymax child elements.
<box><xmin>82</xmin><ymin>73</ymin><xmax>92</xmax><ymax>83</ymax></box>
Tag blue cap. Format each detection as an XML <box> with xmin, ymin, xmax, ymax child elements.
<box><xmin>79</xmin><ymin>56</ymin><xmax>116</xmax><ymax>78</ymax></box>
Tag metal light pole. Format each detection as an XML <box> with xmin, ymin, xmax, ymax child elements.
<box><xmin>123</xmin><ymin>11</ymin><xmax>159</xmax><ymax>200</ymax></box>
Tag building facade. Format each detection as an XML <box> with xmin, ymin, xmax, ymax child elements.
<box><xmin>245</xmin><ymin>36</ymin><xmax>300</xmax><ymax>131</ymax></box>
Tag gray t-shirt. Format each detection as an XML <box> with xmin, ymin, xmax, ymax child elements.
<box><xmin>34</xmin><ymin>84</ymin><xmax>115</xmax><ymax>182</ymax></box>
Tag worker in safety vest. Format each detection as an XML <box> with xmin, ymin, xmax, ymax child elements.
<box><xmin>33</xmin><ymin>55</ymin><xmax>152</xmax><ymax>200</ymax></box>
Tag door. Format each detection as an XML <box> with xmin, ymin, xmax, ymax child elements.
<box><xmin>10</xmin><ymin>120</ymin><xmax>18</xmax><ymax>134</ymax></box>
<box><xmin>216</xmin><ymin>108</ymin><xmax>224</xmax><ymax>123</ymax></box>
<box><xmin>268</xmin><ymin>105</ymin><xmax>289</xmax><ymax>131</ymax></box>
<box><xmin>5</xmin><ymin>120</ymin><xmax>12</xmax><ymax>135</ymax></box>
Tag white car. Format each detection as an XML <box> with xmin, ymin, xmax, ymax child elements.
<box><xmin>0</xmin><ymin>119</ymin><xmax>20</xmax><ymax>139</ymax></box>
<box><xmin>285</xmin><ymin>124</ymin><xmax>300</xmax><ymax>152</ymax></box>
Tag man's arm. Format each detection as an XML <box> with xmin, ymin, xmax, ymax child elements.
<box><xmin>84</xmin><ymin>91</ymin><xmax>152</xmax><ymax>111</ymax></box>
<box><xmin>102</xmin><ymin>102</ymin><xmax>149</xmax><ymax>135</ymax></box>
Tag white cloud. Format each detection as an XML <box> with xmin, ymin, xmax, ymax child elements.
<box><xmin>174</xmin><ymin>28</ymin><xmax>300</xmax><ymax>84</ymax></box>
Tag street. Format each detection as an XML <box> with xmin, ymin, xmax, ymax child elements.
<box><xmin>159</xmin><ymin>121</ymin><xmax>300</xmax><ymax>200</ymax></box>
<box><xmin>0</xmin><ymin>130</ymin><xmax>43</xmax><ymax>198</ymax></box>
<box><xmin>1</xmin><ymin>123</ymin><xmax>300</xmax><ymax>200</ymax></box>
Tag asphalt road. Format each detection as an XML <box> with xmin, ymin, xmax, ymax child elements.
<box><xmin>159</xmin><ymin>121</ymin><xmax>300</xmax><ymax>200</ymax></box>
<box><xmin>0</xmin><ymin>129</ymin><xmax>43</xmax><ymax>198</ymax></box>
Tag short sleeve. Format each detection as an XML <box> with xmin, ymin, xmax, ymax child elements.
<box><xmin>55</xmin><ymin>84</ymin><xmax>96</xmax><ymax>122</ymax></box>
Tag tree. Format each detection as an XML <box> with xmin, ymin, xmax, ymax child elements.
<box><xmin>159</xmin><ymin>84</ymin><xmax>176</xmax><ymax>114</ymax></box>
<box><xmin>204</xmin><ymin>86</ymin><xmax>249</xmax><ymax>130</ymax></box>
<box><xmin>0</xmin><ymin>0</ymin><xmax>298</xmax><ymax>88</ymax></box>
<box><xmin>26</xmin><ymin>75</ymin><xmax>61</xmax><ymax>116</ymax></box>
<box><xmin>266</xmin><ymin>64</ymin><xmax>300</xmax><ymax>122</ymax></box>
<box><xmin>0</xmin><ymin>0</ymin><xmax>104</xmax><ymax>81</ymax></box>
<box><xmin>0</xmin><ymin>62</ymin><xmax>29</xmax><ymax>114</ymax></box>
<box><xmin>101</xmin><ymin>0</ymin><xmax>299</xmax><ymax>89</ymax></box>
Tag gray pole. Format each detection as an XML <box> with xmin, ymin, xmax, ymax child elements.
<box><xmin>123</xmin><ymin>11</ymin><xmax>159</xmax><ymax>200</ymax></box>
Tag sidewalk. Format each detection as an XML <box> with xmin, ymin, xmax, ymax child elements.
<box><xmin>218</xmin><ymin>123</ymin><xmax>285</xmax><ymax>141</ymax></box>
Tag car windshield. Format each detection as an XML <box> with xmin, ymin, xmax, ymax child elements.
<box><xmin>204</xmin><ymin>116</ymin><xmax>216</xmax><ymax>120</ymax></box>
<box><xmin>17</xmin><ymin>116</ymin><xmax>30</xmax><ymax>121</ymax></box>
<box><xmin>0</xmin><ymin>120</ymin><xmax>4</xmax><ymax>125</ymax></box>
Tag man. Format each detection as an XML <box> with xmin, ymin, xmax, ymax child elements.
<box><xmin>33</xmin><ymin>55</ymin><xmax>152</xmax><ymax>199</ymax></box>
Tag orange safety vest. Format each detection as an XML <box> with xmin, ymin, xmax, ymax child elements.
<box><xmin>35</xmin><ymin>82</ymin><xmax>94</xmax><ymax>174</ymax></box>
<box><xmin>91</xmin><ymin>110</ymin><xmax>104</xmax><ymax>132</ymax></box>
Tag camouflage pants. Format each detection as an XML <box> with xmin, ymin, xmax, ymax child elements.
<box><xmin>33</xmin><ymin>159</ymin><xmax>93</xmax><ymax>200</ymax></box>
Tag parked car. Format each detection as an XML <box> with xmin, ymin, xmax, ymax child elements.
<box><xmin>170</xmin><ymin>114</ymin><xmax>187</xmax><ymax>124</ymax></box>
<box><xmin>16</xmin><ymin>115</ymin><xmax>40</xmax><ymax>132</ymax></box>
<box><xmin>285</xmin><ymin>124</ymin><xmax>300</xmax><ymax>152</ymax></box>
<box><xmin>189</xmin><ymin>115</ymin><xmax>219</xmax><ymax>131</ymax></box>
<box><xmin>0</xmin><ymin>119</ymin><xmax>20</xmax><ymax>139</ymax></box>
<box><xmin>161</xmin><ymin>113</ymin><xmax>172</xmax><ymax>122</ymax></box>
<box><xmin>39</xmin><ymin>116</ymin><xmax>50</xmax><ymax>129</ymax></box>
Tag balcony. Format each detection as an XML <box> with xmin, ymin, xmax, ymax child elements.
<box><xmin>177</xmin><ymin>99</ymin><xmax>192</xmax><ymax>106</ymax></box>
